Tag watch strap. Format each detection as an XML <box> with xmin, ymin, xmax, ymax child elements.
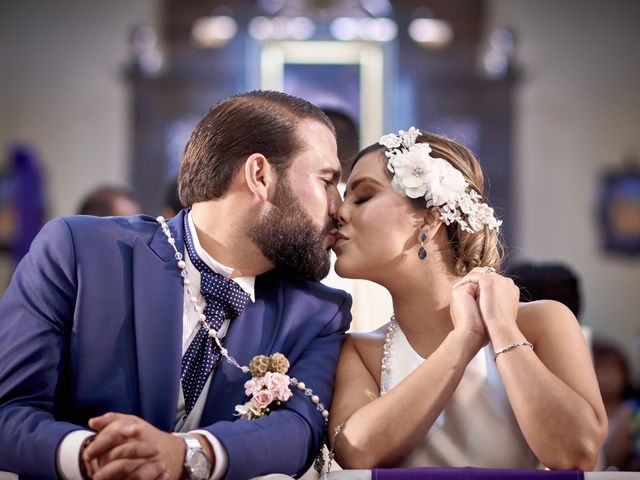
<box><xmin>175</xmin><ymin>433</ymin><xmax>212</xmax><ymax>480</ymax></box>
<box><xmin>178</xmin><ymin>433</ymin><xmax>203</xmax><ymax>451</ymax></box>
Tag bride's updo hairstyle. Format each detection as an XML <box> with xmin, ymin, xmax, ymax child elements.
<box><xmin>353</xmin><ymin>130</ymin><xmax>503</xmax><ymax>276</ymax></box>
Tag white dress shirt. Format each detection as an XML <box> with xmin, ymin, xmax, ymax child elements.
<box><xmin>57</xmin><ymin>213</ymin><xmax>255</xmax><ymax>479</ymax></box>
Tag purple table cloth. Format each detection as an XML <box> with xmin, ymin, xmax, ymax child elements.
<box><xmin>372</xmin><ymin>467</ymin><xmax>584</xmax><ymax>480</ymax></box>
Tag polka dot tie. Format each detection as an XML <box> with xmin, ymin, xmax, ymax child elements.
<box><xmin>181</xmin><ymin>213</ymin><xmax>251</xmax><ymax>415</ymax></box>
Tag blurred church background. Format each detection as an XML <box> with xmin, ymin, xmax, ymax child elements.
<box><xmin>0</xmin><ymin>0</ymin><xmax>639</xmax><ymax>378</ymax></box>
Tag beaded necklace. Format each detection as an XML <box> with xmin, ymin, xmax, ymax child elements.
<box><xmin>380</xmin><ymin>315</ymin><xmax>399</xmax><ymax>396</ymax></box>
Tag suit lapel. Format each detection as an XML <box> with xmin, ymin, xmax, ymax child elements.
<box><xmin>132</xmin><ymin>212</ymin><xmax>185</xmax><ymax>430</ymax></box>
<box><xmin>201</xmin><ymin>271</ymin><xmax>283</xmax><ymax>424</ymax></box>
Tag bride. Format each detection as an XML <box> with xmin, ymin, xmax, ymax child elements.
<box><xmin>328</xmin><ymin>128</ymin><xmax>607</xmax><ymax>471</ymax></box>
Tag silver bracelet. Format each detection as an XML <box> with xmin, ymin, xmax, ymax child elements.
<box><xmin>493</xmin><ymin>340</ymin><xmax>534</xmax><ymax>360</ymax></box>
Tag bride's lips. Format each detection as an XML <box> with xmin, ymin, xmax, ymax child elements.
<box><xmin>324</xmin><ymin>228</ymin><xmax>340</xmax><ymax>250</ymax></box>
<box><xmin>332</xmin><ymin>231</ymin><xmax>349</xmax><ymax>251</ymax></box>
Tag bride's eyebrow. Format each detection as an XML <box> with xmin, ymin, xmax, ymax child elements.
<box><xmin>344</xmin><ymin>177</ymin><xmax>384</xmax><ymax>198</ymax></box>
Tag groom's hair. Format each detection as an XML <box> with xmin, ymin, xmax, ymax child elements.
<box><xmin>178</xmin><ymin>90</ymin><xmax>335</xmax><ymax>206</ymax></box>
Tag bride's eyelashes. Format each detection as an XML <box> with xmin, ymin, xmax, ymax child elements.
<box><xmin>354</xmin><ymin>194</ymin><xmax>373</xmax><ymax>205</ymax></box>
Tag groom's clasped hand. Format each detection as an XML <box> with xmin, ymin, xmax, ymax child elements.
<box><xmin>82</xmin><ymin>412</ymin><xmax>186</xmax><ymax>480</ymax></box>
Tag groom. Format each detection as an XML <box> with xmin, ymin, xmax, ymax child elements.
<box><xmin>0</xmin><ymin>91</ymin><xmax>351</xmax><ymax>480</ymax></box>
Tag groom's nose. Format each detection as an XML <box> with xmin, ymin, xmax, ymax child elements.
<box><xmin>327</xmin><ymin>186</ymin><xmax>343</xmax><ymax>218</ymax></box>
<box><xmin>336</xmin><ymin>200</ymin><xmax>349</xmax><ymax>227</ymax></box>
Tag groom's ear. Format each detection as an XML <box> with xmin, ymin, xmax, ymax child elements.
<box><xmin>244</xmin><ymin>153</ymin><xmax>275</xmax><ymax>203</ymax></box>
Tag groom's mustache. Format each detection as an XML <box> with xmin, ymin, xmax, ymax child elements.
<box><xmin>323</xmin><ymin>220</ymin><xmax>341</xmax><ymax>250</ymax></box>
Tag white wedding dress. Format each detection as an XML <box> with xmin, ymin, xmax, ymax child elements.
<box><xmin>380</xmin><ymin>324</ymin><xmax>539</xmax><ymax>469</ymax></box>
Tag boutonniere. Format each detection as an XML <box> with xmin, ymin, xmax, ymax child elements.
<box><xmin>235</xmin><ymin>353</ymin><xmax>293</xmax><ymax>419</ymax></box>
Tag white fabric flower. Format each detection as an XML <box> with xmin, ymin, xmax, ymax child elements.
<box><xmin>379</xmin><ymin>133</ymin><xmax>402</xmax><ymax>149</ymax></box>
<box><xmin>390</xmin><ymin>147</ymin><xmax>433</xmax><ymax>198</ymax></box>
<box><xmin>400</xmin><ymin>127</ymin><xmax>421</xmax><ymax>149</ymax></box>
<box><xmin>427</xmin><ymin>157</ymin><xmax>467</xmax><ymax>207</ymax></box>
<box><xmin>235</xmin><ymin>400</ymin><xmax>262</xmax><ymax>419</ymax></box>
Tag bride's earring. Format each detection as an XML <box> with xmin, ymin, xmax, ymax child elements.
<box><xmin>418</xmin><ymin>233</ymin><xmax>428</xmax><ymax>260</ymax></box>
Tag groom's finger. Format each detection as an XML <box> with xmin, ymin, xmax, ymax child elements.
<box><xmin>89</xmin><ymin>411</ymin><xmax>129</xmax><ymax>430</ymax></box>
<box><xmin>92</xmin><ymin>457</ymin><xmax>165</xmax><ymax>480</ymax></box>
<box><xmin>129</xmin><ymin>460</ymin><xmax>169</xmax><ymax>480</ymax></box>
<box><xmin>100</xmin><ymin>439</ymin><xmax>159</xmax><ymax>463</ymax></box>
<box><xmin>84</xmin><ymin>418</ymin><xmax>140</xmax><ymax>461</ymax></box>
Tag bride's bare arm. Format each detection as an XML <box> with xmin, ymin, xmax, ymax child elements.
<box><xmin>329</xmin><ymin>283</ymin><xmax>487</xmax><ymax>469</ymax></box>
<box><xmin>329</xmin><ymin>331</ymin><xmax>480</xmax><ymax>468</ymax></box>
<box><xmin>495</xmin><ymin>301</ymin><xmax>606</xmax><ymax>470</ymax></box>
<box><xmin>457</xmin><ymin>270</ymin><xmax>608</xmax><ymax>470</ymax></box>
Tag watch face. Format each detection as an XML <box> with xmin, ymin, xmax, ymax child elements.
<box><xmin>189</xmin><ymin>450</ymin><xmax>211</xmax><ymax>480</ymax></box>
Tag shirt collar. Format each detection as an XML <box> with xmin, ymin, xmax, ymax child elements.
<box><xmin>187</xmin><ymin>211</ymin><xmax>256</xmax><ymax>302</ymax></box>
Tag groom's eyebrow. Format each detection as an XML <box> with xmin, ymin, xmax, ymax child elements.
<box><xmin>345</xmin><ymin>177</ymin><xmax>384</xmax><ymax>197</ymax></box>
<box><xmin>319</xmin><ymin>167</ymin><xmax>341</xmax><ymax>185</ymax></box>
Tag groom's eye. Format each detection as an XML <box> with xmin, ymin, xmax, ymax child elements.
<box><xmin>322</xmin><ymin>178</ymin><xmax>336</xmax><ymax>188</ymax></box>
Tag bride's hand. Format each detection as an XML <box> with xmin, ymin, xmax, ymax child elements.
<box><xmin>452</xmin><ymin>267</ymin><xmax>520</xmax><ymax>342</ymax></box>
<box><xmin>450</xmin><ymin>275</ymin><xmax>489</xmax><ymax>351</ymax></box>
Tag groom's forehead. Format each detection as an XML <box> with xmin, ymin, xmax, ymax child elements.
<box><xmin>288</xmin><ymin>152</ymin><xmax>341</xmax><ymax>179</ymax></box>
<box><xmin>289</xmin><ymin>126</ymin><xmax>339</xmax><ymax>170</ymax></box>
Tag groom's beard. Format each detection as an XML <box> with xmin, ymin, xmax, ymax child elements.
<box><xmin>249</xmin><ymin>180</ymin><xmax>333</xmax><ymax>281</ymax></box>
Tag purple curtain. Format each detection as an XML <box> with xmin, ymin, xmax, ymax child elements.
<box><xmin>10</xmin><ymin>144</ymin><xmax>46</xmax><ymax>264</ymax></box>
<box><xmin>372</xmin><ymin>468</ymin><xmax>584</xmax><ymax>480</ymax></box>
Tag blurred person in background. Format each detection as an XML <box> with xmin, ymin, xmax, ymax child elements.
<box><xmin>77</xmin><ymin>185</ymin><xmax>142</xmax><ymax>217</ymax></box>
<box><xmin>321</xmin><ymin>108</ymin><xmax>359</xmax><ymax>183</ymax></box>
<box><xmin>162</xmin><ymin>178</ymin><xmax>183</xmax><ymax>218</ymax></box>
<box><xmin>505</xmin><ymin>262</ymin><xmax>581</xmax><ymax>318</ymax></box>
<box><xmin>505</xmin><ymin>261</ymin><xmax>593</xmax><ymax>347</ymax></box>
<box><xmin>593</xmin><ymin>339</ymin><xmax>640</xmax><ymax>471</ymax></box>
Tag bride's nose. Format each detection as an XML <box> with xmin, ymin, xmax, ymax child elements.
<box><xmin>336</xmin><ymin>201</ymin><xmax>350</xmax><ymax>227</ymax></box>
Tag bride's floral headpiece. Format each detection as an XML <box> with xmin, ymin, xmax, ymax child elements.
<box><xmin>379</xmin><ymin>127</ymin><xmax>502</xmax><ymax>233</ymax></box>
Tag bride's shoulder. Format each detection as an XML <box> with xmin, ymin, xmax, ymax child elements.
<box><xmin>516</xmin><ymin>300</ymin><xmax>580</xmax><ymax>339</ymax></box>
<box><xmin>343</xmin><ymin>325</ymin><xmax>388</xmax><ymax>363</ymax></box>
<box><xmin>517</xmin><ymin>299</ymin><xmax>576</xmax><ymax>321</ymax></box>
<box><xmin>346</xmin><ymin>324</ymin><xmax>387</xmax><ymax>344</ymax></box>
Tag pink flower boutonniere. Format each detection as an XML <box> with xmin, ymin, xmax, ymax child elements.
<box><xmin>235</xmin><ymin>353</ymin><xmax>293</xmax><ymax>419</ymax></box>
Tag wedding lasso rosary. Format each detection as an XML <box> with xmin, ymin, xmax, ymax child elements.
<box><xmin>157</xmin><ymin>216</ymin><xmax>334</xmax><ymax>473</ymax></box>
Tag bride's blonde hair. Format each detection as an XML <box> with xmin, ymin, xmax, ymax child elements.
<box><xmin>353</xmin><ymin>130</ymin><xmax>503</xmax><ymax>276</ymax></box>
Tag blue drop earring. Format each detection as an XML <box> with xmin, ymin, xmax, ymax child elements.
<box><xmin>418</xmin><ymin>234</ymin><xmax>428</xmax><ymax>260</ymax></box>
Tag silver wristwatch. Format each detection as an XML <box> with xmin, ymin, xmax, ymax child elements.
<box><xmin>177</xmin><ymin>433</ymin><xmax>212</xmax><ymax>480</ymax></box>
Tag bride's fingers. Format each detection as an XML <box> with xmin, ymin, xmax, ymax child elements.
<box><xmin>451</xmin><ymin>266</ymin><xmax>500</xmax><ymax>289</ymax></box>
<box><xmin>451</xmin><ymin>274</ymin><xmax>484</xmax><ymax>289</ymax></box>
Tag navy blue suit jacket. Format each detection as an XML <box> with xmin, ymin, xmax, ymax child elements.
<box><xmin>0</xmin><ymin>211</ymin><xmax>351</xmax><ymax>479</ymax></box>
